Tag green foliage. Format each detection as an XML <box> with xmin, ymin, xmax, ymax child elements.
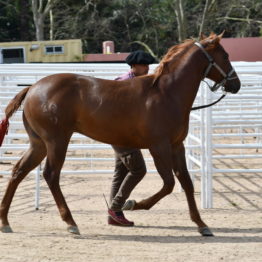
<box><xmin>0</xmin><ymin>0</ymin><xmax>33</xmax><ymax>41</ymax></box>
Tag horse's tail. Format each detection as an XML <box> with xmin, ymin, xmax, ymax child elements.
<box><xmin>5</xmin><ymin>86</ymin><xmax>30</xmax><ymax>119</ymax></box>
<box><xmin>0</xmin><ymin>86</ymin><xmax>30</xmax><ymax>146</ymax></box>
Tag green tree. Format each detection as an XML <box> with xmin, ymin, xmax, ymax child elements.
<box><xmin>0</xmin><ymin>0</ymin><xmax>33</xmax><ymax>41</ymax></box>
<box><xmin>0</xmin><ymin>0</ymin><xmax>261</xmax><ymax>55</ymax></box>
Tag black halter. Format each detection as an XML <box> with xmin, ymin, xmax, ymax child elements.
<box><xmin>191</xmin><ymin>42</ymin><xmax>237</xmax><ymax>111</ymax></box>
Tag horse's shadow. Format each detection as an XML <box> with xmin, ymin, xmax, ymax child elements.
<box><xmin>73</xmin><ymin>225</ymin><xmax>262</xmax><ymax>243</ymax></box>
<box><xmin>135</xmin><ymin>225</ymin><xmax>262</xmax><ymax>234</ymax></box>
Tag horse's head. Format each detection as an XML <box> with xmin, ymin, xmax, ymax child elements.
<box><xmin>197</xmin><ymin>32</ymin><xmax>241</xmax><ymax>94</ymax></box>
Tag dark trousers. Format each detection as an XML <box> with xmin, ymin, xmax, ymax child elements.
<box><xmin>110</xmin><ymin>149</ymin><xmax>147</xmax><ymax>211</ymax></box>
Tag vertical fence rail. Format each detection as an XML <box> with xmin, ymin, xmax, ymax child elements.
<box><xmin>202</xmin><ymin>86</ymin><xmax>213</xmax><ymax>208</ymax></box>
<box><xmin>35</xmin><ymin>166</ymin><xmax>41</xmax><ymax>210</ymax></box>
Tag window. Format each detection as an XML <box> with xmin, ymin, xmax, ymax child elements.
<box><xmin>2</xmin><ymin>48</ymin><xmax>24</xmax><ymax>63</ymax></box>
<box><xmin>45</xmin><ymin>45</ymin><xmax>64</xmax><ymax>55</ymax></box>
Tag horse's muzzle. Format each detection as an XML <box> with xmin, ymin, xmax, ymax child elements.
<box><xmin>224</xmin><ymin>78</ymin><xmax>241</xmax><ymax>94</ymax></box>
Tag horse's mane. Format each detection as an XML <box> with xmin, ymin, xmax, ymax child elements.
<box><xmin>154</xmin><ymin>39</ymin><xmax>195</xmax><ymax>79</ymax></box>
<box><xmin>154</xmin><ymin>33</ymin><xmax>219</xmax><ymax>80</ymax></box>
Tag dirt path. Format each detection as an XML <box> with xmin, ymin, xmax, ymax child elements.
<box><xmin>0</xmin><ymin>170</ymin><xmax>261</xmax><ymax>262</ymax></box>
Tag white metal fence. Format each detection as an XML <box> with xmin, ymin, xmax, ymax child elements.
<box><xmin>188</xmin><ymin>62</ymin><xmax>262</xmax><ymax>208</ymax></box>
<box><xmin>0</xmin><ymin>62</ymin><xmax>261</xmax><ymax>209</ymax></box>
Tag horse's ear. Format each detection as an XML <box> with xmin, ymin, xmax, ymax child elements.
<box><xmin>209</xmin><ymin>32</ymin><xmax>216</xmax><ymax>37</ymax></box>
<box><xmin>218</xmin><ymin>30</ymin><xmax>225</xmax><ymax>40</ymax></box>
<box><xmin>207</xmin><ymin>32</ymin><xmax>222</xmax><ymax>46</ymax></box>
<box><xmin>212</xmin><ymin>37</ymin><xmax>220</xmax><ymax>46</ymax></box>
<box><xmin>200</xmin><ymin>32</ymin><xmax>207</xmax><ymax>40</ymax></box>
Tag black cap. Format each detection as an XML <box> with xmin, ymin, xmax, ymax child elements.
<box><xmin>125</xmin><ymin>50</ymin><xmax>155</xmax><ymax>66</ymax></box>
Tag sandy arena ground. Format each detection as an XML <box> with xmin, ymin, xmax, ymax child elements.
<box><xmin>0</xmin><ymin>163</ymin><xmax>261</xmax><ymax>262</ymax></box>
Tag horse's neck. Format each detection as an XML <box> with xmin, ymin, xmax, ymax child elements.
<box><xmin>166</xmin><ymin>48</ymin><xmax>207</xmax><ymax>109</ymax></box>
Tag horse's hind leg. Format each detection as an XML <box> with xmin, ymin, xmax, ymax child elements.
<box><xmin>172</xmin><ymin>144</ymin><xmax>213</xmax><ymax>236</ymax></box>
<box><xmin>0</xmin><ymin>133</ymin><xmax>46</xmax><ymax>233</ymax></box>
<box><xmin>43</xmin><ymin>137</ymin><xmax>79</xmax><ymax>235</ymax></box>
<box><xmin>130</xmin><ymin>141</ymin><xmax>175</xmax><ymax>210</ymax></box>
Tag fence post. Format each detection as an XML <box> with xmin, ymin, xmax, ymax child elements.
<box><xmin>201</xmin><ymin>86</ymin><xmax>213</xmax><ymax>208</ymax></box>
<box><xmin>35</xmin><ymin>165</ymin><xmax>41</xmax><ymax>210</ymax></box>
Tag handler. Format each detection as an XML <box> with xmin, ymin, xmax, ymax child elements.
<box><xmin>108</xmin><ymin>50</ymin><xmax>155</xmax><ymax>226</ymax></box>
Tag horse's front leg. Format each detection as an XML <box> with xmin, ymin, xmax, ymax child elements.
<box><xmin>128</xmin><ymin>141</ymin><xmax>175</xmax><ymax>210</ymax></box>
<box><xmin>172</xmin><ymin>143</ymin><xmax>213</xmax><ymax>236</ymax></box>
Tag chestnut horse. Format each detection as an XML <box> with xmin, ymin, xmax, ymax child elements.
<box><xmin>0</xmin><ymin>33</ymin><xmax>240</xmax><ymax>236</ymax></box>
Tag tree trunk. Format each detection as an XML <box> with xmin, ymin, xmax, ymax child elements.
<box><xmin>34</xmin><ymin>13</ymin><xmax>45</xmax><ymax>41</ymax></box>
<box><xmin>174</xmin><ymin>0</ymin><xmax>187</xmax><ymax>42</ymax></box>
<box><xmin>198</xmin><ymin>0</ymin><xmax>216</xmax><ymax>39</ymax></box>
<box><xmin>199</xmin><ymin>0</ymin><xmax>210</xmax><ymax>38</ymax></box>
<box><xmin>49</xmin><ymin>8</ymin><xmax>53</xmax><ymax>40</ymax></box>
<box><xmin>31</xmin><ymin>0</ymin><xmax>55</xmax><ymax>41</ymax></box>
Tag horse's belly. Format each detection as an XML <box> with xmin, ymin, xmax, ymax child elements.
<box><xmin>77</xmin><ymin>119</ymin><xmax>146</xmax><ymax>147</ymax></box>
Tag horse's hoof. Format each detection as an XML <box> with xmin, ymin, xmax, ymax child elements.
<box><xmin>67</xmin><ymin>226</ymin><xmax>80</xmax><ymax>235</ymax></box>
<box><xmin>0</xmin><ymin>225</ymin><xmax>13</xmax><ymax>233</ymax></box>
<box><xmin>122</xmin><ymin>200</ymin><xmax>136</xmax><ymax>211</ymax></box>
<box><xmin>198</xmin><ymin>227</ymin><xmax>214</xmax><ymax>237</ymax></box>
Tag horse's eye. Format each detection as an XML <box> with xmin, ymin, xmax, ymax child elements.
<box><xmin>224</xmin><ymin>53</ymin><xmax>229</xmax><ymax>59</ymax></box>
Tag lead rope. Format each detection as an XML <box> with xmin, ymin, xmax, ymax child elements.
<box><xmin>191</xmin><ymin>93</ymin><xmax>226</xmax><ymax>111</ymax></box>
